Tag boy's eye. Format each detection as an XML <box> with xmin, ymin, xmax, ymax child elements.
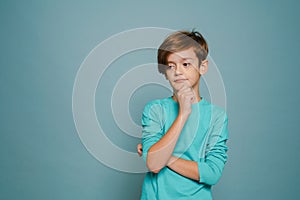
<box><xmin>168</xmin><ymin>65</ymin><xmax>175</xmax><ymax>69</ymax></box>
<box><xmin>183</xmin><ymin>63</ymin><xmax>190</xmax><ymax>67</ymax></box>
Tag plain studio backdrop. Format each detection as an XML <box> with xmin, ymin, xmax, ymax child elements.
<box><xmin>1</xmin><ymin>0</ymin><xmax>299</xmax><ymax>199</ymax></box>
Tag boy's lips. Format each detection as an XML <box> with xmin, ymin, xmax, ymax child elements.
<box><xmin>174</xmin><ymin>78</ymin><xmax>188</xmax><ymax>83</ymax></box>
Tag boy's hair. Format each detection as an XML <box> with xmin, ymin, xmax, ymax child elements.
<box><xmin>157</xmin><ymin>30</ymin><xmax>209</xmax><ymax>75</ymax></box>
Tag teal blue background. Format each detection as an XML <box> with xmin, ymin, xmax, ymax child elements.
<box><xmin>1</xmin><ymin>0</ymin><xmax>300</xmax><ymax>199</ymax></box>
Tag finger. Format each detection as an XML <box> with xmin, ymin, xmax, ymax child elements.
<box><xmin>177</xmin><ymin>86</ymin><xmax>192</xmax><ymax>95</ymax></box>
<box><xmin>178</xmin><ymin>89</ymin><xmax>194</xmax><ymax>98</ymax></box>
<box><xmin>183</xmin><ymin>92</ymin><xmax>196</xmax><ymax>102</ymax></box>
<box><xmin>138</xmin><ymin>150</ymin><xmax>142</xmax><ymax>157</ymax></box>
<box><xmin>137</xmin><ymin>144</ymin><xmax>143</xmax><ymax>156</ymax></box>
<box><xmin>137</xmin><ymin>149</ymin><xmax>142</xmax><ymax>156</ymax></box>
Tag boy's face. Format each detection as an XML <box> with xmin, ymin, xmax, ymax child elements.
<box><xmin>165</xmin><ymin>47</ymin><xmax>207</xmax><ymax>91</ymax></box>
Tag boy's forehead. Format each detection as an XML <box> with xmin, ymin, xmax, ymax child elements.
<box><xmin>167</xmin><ymin>47</ymin><xmax>197</xmax><ymax>62</ymax></box>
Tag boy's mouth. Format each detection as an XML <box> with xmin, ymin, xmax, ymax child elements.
<box><xmin>174</xmin><ymin>79</ymin><xmax>188</xmax><ymax>83</ymax></box>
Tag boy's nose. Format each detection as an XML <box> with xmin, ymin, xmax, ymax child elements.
<box><xmin>175</xmin><ymin>65</ymin><xmax>184</xmax><ymax>75</ymax></box>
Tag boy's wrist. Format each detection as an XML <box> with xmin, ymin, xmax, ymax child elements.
<box><xmin>177</xmin><ymin>110</ymin><xmax>190</xmax><ymax>122</ymax></box>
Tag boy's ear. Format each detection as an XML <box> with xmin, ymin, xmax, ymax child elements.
<box><xmin>200</xmin><ymin>59</ymin><xmax>208</xmax><ymax>75</ymax></box>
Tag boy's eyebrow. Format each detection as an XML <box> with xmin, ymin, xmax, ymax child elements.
<box><xmin>182</xmin><ymin>57</ymin><xmax>193</xmax><ymax>60</ymax></box>
<box><xmin>167</xmin><ymin>57</ymin><xmax>194</xmax><ymax>63</ymax></box>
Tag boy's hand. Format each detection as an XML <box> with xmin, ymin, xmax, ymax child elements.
<box><xmin>137</xmin><ymin>143</ymin><xmax>143</xmax><ymax>157</ymax></box>
<box><xmin>175</xmin><ymin>83</ymin><xmax>194</xmax><ymax>116</ymax></box>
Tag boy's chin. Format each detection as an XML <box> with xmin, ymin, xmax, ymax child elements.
<box><xmin>171</xmin><ymin>82</ymin><xmax>190</xmax><ymax>91</ymax></box>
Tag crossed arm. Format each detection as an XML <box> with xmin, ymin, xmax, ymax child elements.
<box><xmin>138</xmin><ymin>108</ymin><xmax>228</xmax><ymax>185</ymax></box>
<box><xmin>137</xmin><ymin>107</ymin><xmax>201</xmax><ymax>181</ymax></box>
<box><xmin>137</xmin><ymin>143</ymin><xmax>199</xmax><ymax>181</ymax></box>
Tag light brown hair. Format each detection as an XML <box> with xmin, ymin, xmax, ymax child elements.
<box><xmin>157</xmin><ymin>30</ymin><xmax>209</xmax><ymax>74</ymax></box>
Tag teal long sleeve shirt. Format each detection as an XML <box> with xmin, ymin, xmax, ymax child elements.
<box><xmin>141</xmin><ymin>97</ymin><xmax>229</xmax><ymax>200</ymax></box>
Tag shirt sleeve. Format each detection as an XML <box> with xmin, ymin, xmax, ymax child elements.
<box><xmin>141</xmin><ymin>102</ymin><xmax>165</xmax><ymax>163</ymax></box>
<box><xmin>198</xmin><ymin>110</ymin><xmax>229</xmax><ymax>185</ymax></box>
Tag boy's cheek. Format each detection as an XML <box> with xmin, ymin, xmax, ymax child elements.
<box><xmin>165</xmin><ymin>71</ymin><xmax>172</xmax><ymax>80</ymax></box>
<box><xmin>168</xmin><ymin>80</ymin><xmax>179</xmax><ymax>91</ymax></box>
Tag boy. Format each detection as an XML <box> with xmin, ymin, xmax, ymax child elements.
<box><xmin>137</xmin><ymin>30</ymin><xmax>229</xmax><ymax>199</ymax></box>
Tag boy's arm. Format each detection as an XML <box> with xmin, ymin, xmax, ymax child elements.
<box><xmin>167</xmin><ymin>156</ymin><xmax>199</xmax><ymax>181</ymax></box>
<box><xmin>145</xmin><ymin>85</ymin><xmax>194</xmax><ymax>173</ymax></box>
<box><xmin>167</xmin><ymin>112</ymin><xmax>229</xmax><ymax>185</ymax></box>
<box><xmin>146</xmin><ymin>110</ymin><xmax>189</xmax><ymax>173</ymax></box>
